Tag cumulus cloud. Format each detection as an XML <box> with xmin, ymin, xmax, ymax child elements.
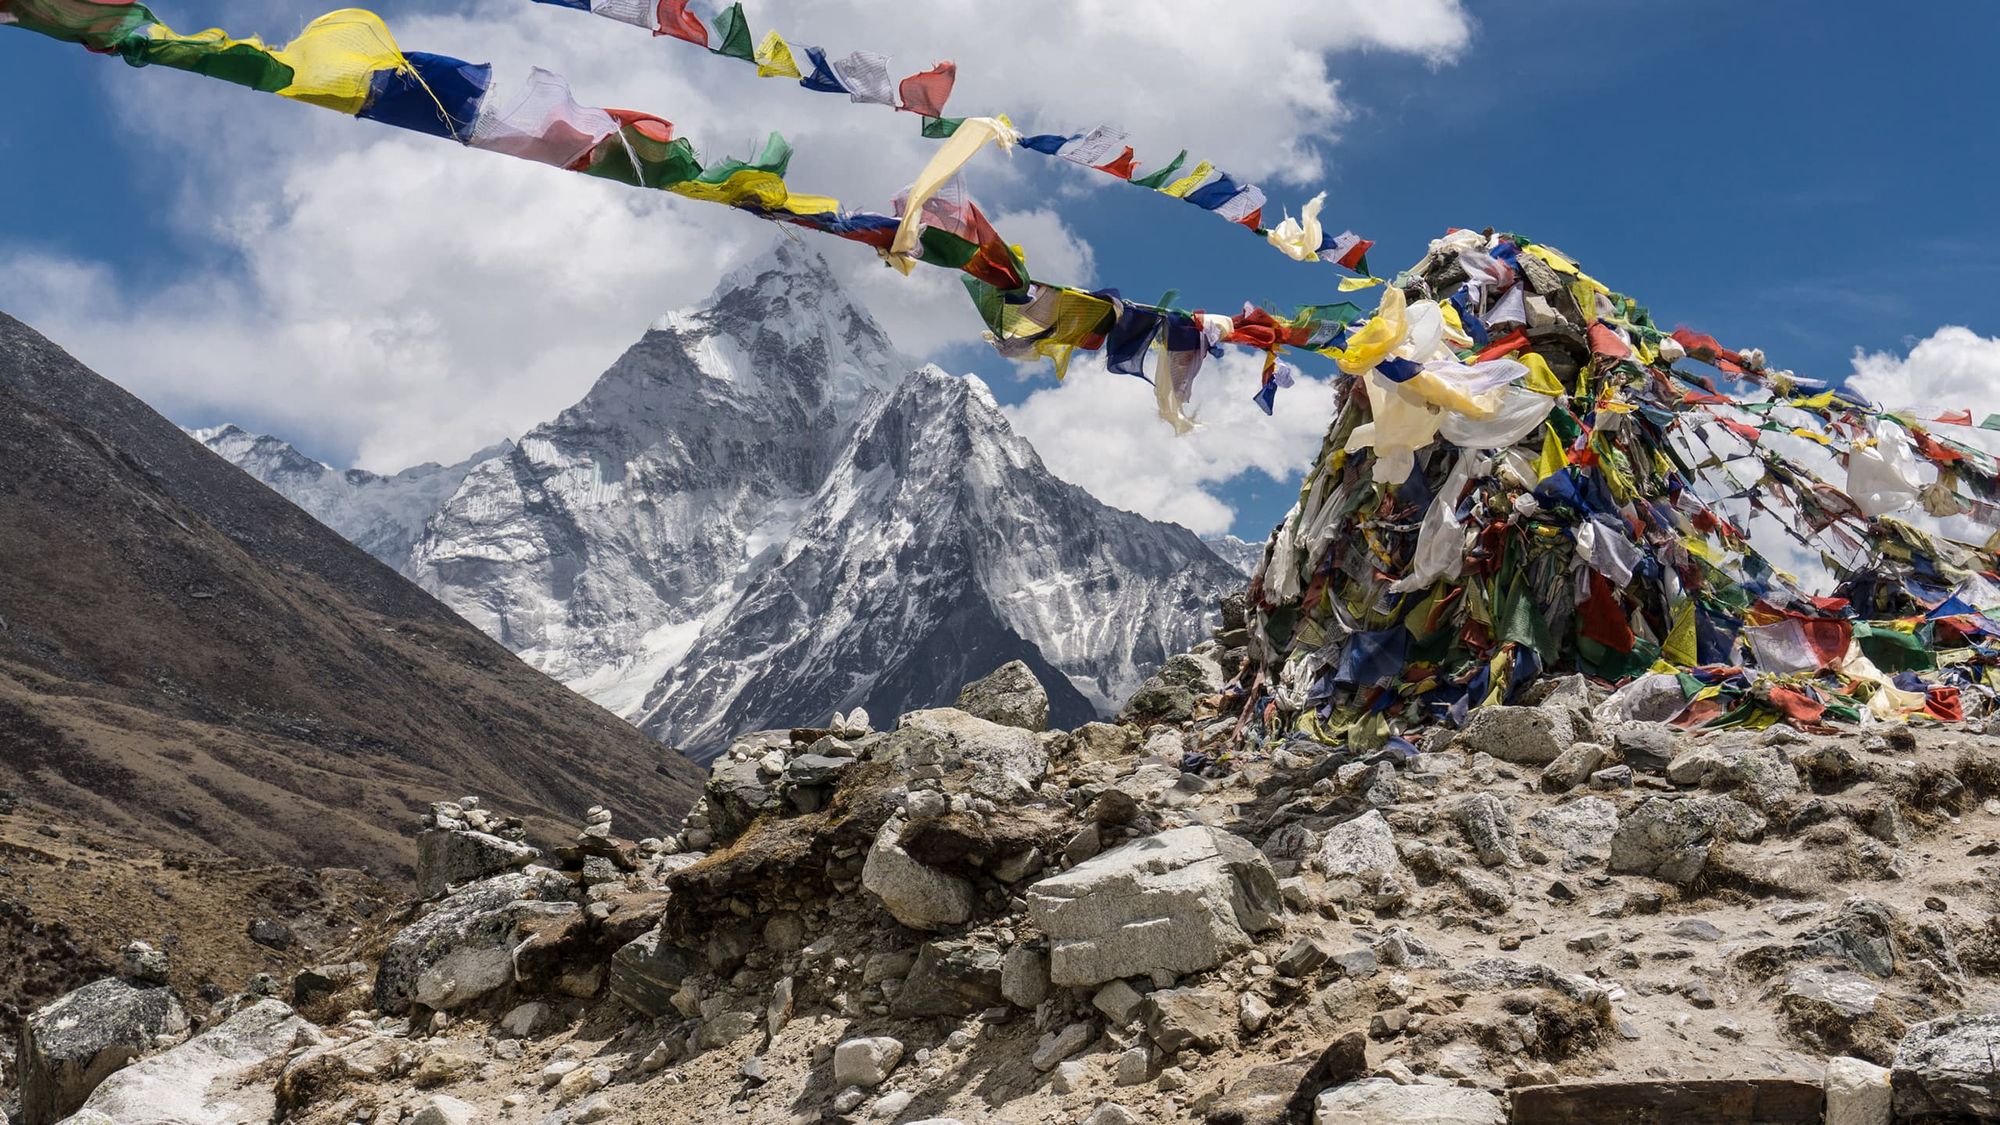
<box><xmin>1004</xmin><ymin>351</ymin><xmax>1338</xmax><ymax>537</ymax></box>
<box><xmin>1</xmin><ymin>0</ymin><xmax>1473</xmax><ymax>481</ymax></box>
<box><xmin>1848</xmin><ymin>326</ymin><xmax>2000</xmax><ymax>417</ymax></box>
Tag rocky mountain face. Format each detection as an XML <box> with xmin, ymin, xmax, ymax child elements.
<box><xmin>13</xmin><ymin>634</ymin><xmax>1999</xmax><ymax>1125</ymax></box>
<box><xmin>185</xmin><ymin>424</ymin><xmax>509</xmax><ymax>576</ymax></box>
<box><xmin>0</xmin><ymin>311</ymin><xmax>701</xmax><ymax>882</ymax></box>
<box><xmin>204</xmin><ymin>241</ymin><xmax>1240</xmax><ymax>753</ymax></box>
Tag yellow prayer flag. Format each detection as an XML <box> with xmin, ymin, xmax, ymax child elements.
<box><xmin>1533</xmin><ymin>423</ymin><xmax>1566</xmax><ymax>480</ymax></box>
<box><xmin>754</xmin><ymin>30</ymin><xmax>801</xmax><ymax>78</ymax></box>
<box><xmin>1337</xmin><ymin>276</ymin><xmax>1385</xmax><ymax>292</ymax></box>
<box><xmin>1662</xmin><ymin>601</ymin><xmax>1698</xmax><ymax>666</ymax></box>
<box><xmin>1159</xmin><ymin>161</ymin><xmax>1216</xmax><ymax>199</ymax></box>
<box><xmin>272</xmin><ymin>9</ymin><xmax>407</xmax><ymax>115</ymax></box>
<box><xmin>1520</xmin><ymin>352</ymin><xmax>1565</xmax><ymax>396</ymax></box>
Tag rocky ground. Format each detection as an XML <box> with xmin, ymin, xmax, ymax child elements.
<box><xmin>5</xmin><ymin>605</ymin><xmax>1999</xmax><ymax>1125</ymax></box>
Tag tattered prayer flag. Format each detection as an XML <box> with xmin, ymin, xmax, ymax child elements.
<box><xmin>588</xmin><ymin>0</ymin><xmax>652</xmax><ymax>28</ymax></box>
<box><xmin>654</xmin><ymin>0</ymin><xmax>707</xmax><ymax>45</ymax></box>
<box><xmin>1159</xmin><ymin>161</ymin><xmax>1216</xmax><ymax>199</ymax></box>
<box><xmin>1588</xmin><ymin>322</ymin><xmax>1632</xmax><ymax>360</ymax></box>
<box><xmin>1056</xmin><ymin>126</ymin><xmax>1129</xmax><ymax>168</ymax></box>
<box><xmin>920</xmin><ymin>115</ymin><xmax>962</xmax><ymax>139</ymax></box>
<box><xmin>1321</xmin><ymin>229</ymin><xmax>1373</xmax><ymax>271</ymax></box>
<box><xmin>896</xmin><ymin>60</ymin><xmax>955</xmax><ymax>117</ymax></box>
<box><xmin>753</xmin><ymin>29</ymin><xmax>799</xmax><ymax>77</ymax></box>
<box><xmin>710</xmin><ymin>2</ymin><xmax>752</xmax><ymax>60</ymax></box>
<box><xmin>829</xmin><ymin>50</ymin><xmax>894</xmax><ymax>105</ymax></box>
<box><xmin>359</xmin><ymin>50</ymin><xmax>488</xmax><ymax>142</ymax></box>
<box><xmin>1982</xmin><ymin>414</ymin><xmax>2000</xmax><ymax>431</ymax></box>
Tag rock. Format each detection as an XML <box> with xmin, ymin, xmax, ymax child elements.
<box><xmin>898</xmin><ymin>708</ymin><xmax>1052</xmax><ymax>800</ymax></box>
<box><xmin>1540</xmin><ymin>742</ymin><xmax>1607</xmax><ymax>793</ymax></box>
<box><xmin>1114</xmin><ymin>1045</ymin><xmax>1152</xmax><ymax>1086</ymax></box>
<box><xmin>1276</xmin><ymin>934</ymin><xmax>1334</xmax><ymax>979</ymax></box>
<box><xmin>704</xmin><ymin>756</ymin><xmax>783</xmax><ymax>843</ymax></box>
<box><xmin>59</xmin><ymin>1000</ymin><xmax>318</xmax><ymax>1125</ymax></box>
<box><xmin>833</xmin><ymin>1036</ymin><xmax>905</xmax><ymax>1089</ymax></box>
<box><xmin>1202</xmin><ymin>1032</ymin><xmax>1367</xmax><ymax>1125</ymax></box>
<box><xmin>1032</xmin><ymin>1022</ymin><xmax>1096</xmax><ymax>1071</ymax></box>
<box><xmin>955</xmin><ymin>660</ymin><xmax>1050</xmax><ymax>732</ymax></box>
<box><xmin>1505</xmin><ymin>1078</ymin><xmax>1824</xmax><ymax>1123</ymax></box>
<box><xmin>1891</xmin><ymin>1013</ymin><xmax>2000</xmax><ymax>1120</ymax></box>
<box><xmin>1142</xmin><ymin>987</ymin><xmax>1231</xmax><ymax>1054</ymax></box>
<box><xmin>1449</xmin><ymin>792</ymin><xmax>1522</xmax><ymax>867</ymax></box>
<box><xmin>861</xmin><ymin>817</ymin><xmax>976</xmax><ymax>931</ymax></box>
<box><xmin>1458</xmin><ymin>706</ymin><xmax>1576</xmax><ymax>765</ymax></box>
<box><xmin>1001</xmin><ymin>945</ymin><xmax>1051</xmax><ymax>1009</ymax></box>
<box><xmin>1782</xmin><ymin>968</ymin><xmax>1901</xmax><ymax>1062</ymax></box>
<box><xmin>1238</xmin><ymin>993</ymin><xmax>1271</xmax><ymax>1033</ymax></box>
<box><xmin>697</xmin><ymin>1010</ymin><xmax>759</xmax><ymax>1050</ymax></box>
<box><xmin>1029</xmin><ymin>826</ymin><xmax>1282</xmax><ymax>987</ymax></box>
<box><xmin>291</xmin><ymin>961</ymin><xmax>367</xmax><ymax>1007</ymax></box>
<box><xmin>1051</xmin><ymin>1060</ymin><xmax>1089</xmax><ymax>1094</ymax></box>
<box><xmin>1119</xmin><ymin>652</ymin><xmax>1225</xmax><ymax>724</ymax></box>
<box><xmin>17</xmin><ymin>977</ymin><xmax>191</xmax><ymax>1125</ymax></box>
<box><xmin>1608</xmin><ymin>796</ymin><xmax>1765</xmax><ymax>885</ymax></box>
<box><xmin>1607</xmin><ymin>721</ymin><xmax>1677</xmax><ymax>772</ymax></box>
<box><xmin>1665</xmin><ymin>741</ymin><xmax>1802</xmax><ymax>807</ymax></box>
<box><xmin>1070</xmin><ymin>722</ymin><xmax>1140</xmax><ymax>763</ymax></box>
<box><xmin>872</xmin><ymin>1092</ymin><xmax>915</xmax><ymax>1119</ymax></box>
<box><xmin>1313</xmin><ymin>811</ymin><xmax>1402</xmax><ymax>879</ymax></box>
<box><xmin>1085</xmin><ymin>1104</ymin><xmax>1143</xmax><ymax>1125</ymax></box>
<box><xmin>498</xmin><ymin>1001</ymin><xmax>550</xmax><ymax>1039</ymax></box>
<box><xmin>1093</xmin><ymin>979</ymin><xmax>1146</xmax><ymax>1024</ymax></box>
<box><xmin>246</xmin><ymin>918</ymin><xmax>295</xmax><ymax>950</ymax></box>
<box><xmin>783</xmin><ymin>754</ymin><xmax>853</xmax><ymax>787</ymax></box>
<box><xmin>1825</xmin><ymin>1057</ymin><xmax>1892</xmax><ymax>1125</ymax></box>
<box><xmin>373</xmin><ymin>867</ymin><xmax>579</xmax><ymax>1014</ymax></box>
<box><xmin>409</xmin><ymin>1095</ymin><xmax>480</xmax><ymax>1125</ymax></box>
<box><xmin>1525</xmin><ymin>798</ymin><xmax>1620</xmax><ymax>862</ymax></box>
<box><xmin>1794</xmin><ymin>898</ymin><xmax>1902</xmax><ymax>979</ymax></box>
<box><xmin>416</xmin><ymin>826</ymin><xmax>540</xmax><ymax>899</ymax></box>
<box><xmin>119</xmin><ymin>942</ymin><xmax>171</xmax><ymax>987</ymax></box>
<box><xmin>890</xmin><ymin>935</ymin><xmax>1005</xmax><ymax>1018</ymax></box>
<box><xmin>608</xmin><ymin>926</ymin><xmax>695</xmax><ymax>1019</ymax></box>
<box><xmin>1315</xmin><ymin>1079</ymin><xmax>1505</xmax><ymax>1124</ymax></box>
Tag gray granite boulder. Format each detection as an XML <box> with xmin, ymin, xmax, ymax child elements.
<box><xmin>17</xmin><ymin>978</ymin><xmax>189</xmax><ymax>1125</ymax></box>
<box><xmin>373</xmin><ymin>866</ymin><xmax>579</xmax><ymax>1014</ymax></box>
<box><xmin>955</xmin><ymin>660</ymin><xmax>1050</xmax><ymax>732</ymax></box>
<box><xmin>62</xmin><ymin>1000</ymin><xmax>320</xmax><ymax>1125</ymax></box>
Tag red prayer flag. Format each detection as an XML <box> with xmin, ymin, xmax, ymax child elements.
<box><xmin>1093</xmin><ymin>147</ymin><xmax>1137</xmax><ymax>181</ymax></box>
<box><xmin>897</xmin><ymin>62</ymin><xmax>957</xmax><ymax>117</ymax></box>
<box><xmin>1588</xmin><ymin>323</ymin><xmax>1633</xmax><ymax>360</ymax></box>
<box><xmin>654</xmin><ymin>0</ymin><xmax>709</xmax><ymax>45</ymax></box>
<box><xmin>1926</xmin><ymin>685</ymin><xmax>1964</xmax><ymax>722</ymax></box>
<box><xmin>1474</xmin><ymin>328</ymin><xmax>1529</xmax><ymax>363</ymax></box>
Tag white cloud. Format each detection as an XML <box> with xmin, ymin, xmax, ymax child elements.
<box><xmin>1004</xmin><ymin>350</ymin><xmax>1338</xmax><ymax>537</ymax></box>
<box><xmin>1848</xmin><ymin>326</ymin><xmax>2000</xmax><ymax>417</ymax></box>
<box><xmin>1</xmin><ymin>0</ymin><xmax>1472</xmax><ymax>480</ymax></box>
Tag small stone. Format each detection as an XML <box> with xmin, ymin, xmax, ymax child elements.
<box><xmin>1238</xmin><ymin>992</ymin><xmax>1271</xmax><ymax>1033</ymax></box>
<box><xmin>833</xmin><ymin>1036</ymin><xmax>905</xmax><ymax>1089</ymax></box>
<box><xmin>1093</xmin><ymin>979</ymin><xmax>1145</xmax><ymax>1025</ymax></box>
<box><xmin>1825</xmin><ymin>1056</ymin><xmax>1892</xmax><ymax>1125</ymax></box>
<box><xmin>1114</xmin><ymin>1046</ymin><xmax>1151</xmax><ymax>1086</ymax></box>
<box><xmin>1051</xmin><ymin>1060</ymin><xmax>1088</xmax><ymax>1094</ymax></box>
<box><xmin>1032</xmin><ymin>1022</ymin><xmax>1096</xmax><ymax>1071</ymax></box>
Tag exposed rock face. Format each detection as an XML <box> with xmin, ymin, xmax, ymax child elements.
<box><xmin>17</xmin><ymin>978</ymin><xmax>189</xmax><ymax>1125</ymax></box>
<box><xmin>415</xmin><ymin>798</ymin><xmax>541</xmax><ymax>899</ymax></box>
<box><xmin>205</xmin><ymin>242</ymin><xmax>1236</xmax><ymax>754</ymax></box>
<box><xmin>896</xmin><ymin>708</ymin><xmax>1052</xmax><ymax>802</ymax></box>
<box><xmin>1608</xmin><ymin>795</ymin><xmax>1766</xmax><ymax>884</ymax></box>
<box><xmin>955</xmin><ymin>661</ymin><xmax>1051</xmax><ymax>732</ymax></box>
<box><xmin>1028</xmin><ymin>826</ymin><xmax>1281</xmax><ymax>987</ymax></box>
<box><xmin>61</xmin><ymin>1000</ymin><xmax>320</xmax><ymax>1125</ymax></box>
<box><xmin>862</xmin><ymin>817</ymin><xmax>976</xmax><ymax>931</ymax></box>
<box><xmin>1891</xmin><ymin>1013</ymin><xmax>2000</xmax><ymax>1120</ymax></box>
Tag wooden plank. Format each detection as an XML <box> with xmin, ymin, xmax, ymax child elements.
<box><xmin>1508</xmin><ymin>1078</ymin><xmax>1823</xmax><ymax>1125</ymax></box>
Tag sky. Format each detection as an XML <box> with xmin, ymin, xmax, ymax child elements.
<box><xmin>1</xmin><ymin>0</ymin><xmax>1997</xmax><ymax>542</ymax></box>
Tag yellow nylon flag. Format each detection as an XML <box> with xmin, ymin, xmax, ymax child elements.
<box><xmin>1332</xmin><ymin>285</ymin><xmax>1408</xmax><ymax>375</ymax></box>
<box><xmin>271</xmin><ymin>9</ymin><xmax>407</xmax><ymax>114</ymax></box>
<box><xmin>1337</xmin><ymin>276</ymin><xmax>1384</xmax><ymax>292</ymax></box>
<box><xmin>754</xmin><ymin>30</ymin><xmax>801</xmax><ymax>78</ymax></box>
<box><xmin>1520</xmin><ymin>351</ymin><xmax>1565</xmax><ymax>396</ymax></box>
<box><xmin>1663</xmin><ymin>601</ymin><xmax>1698</xmax><ymax>666</ymax></box>
<box><xmin>1533</xmin><ymin>422</ymin><xmax>1566</xmax><ymax>479</ymax></box>
<box><xmin>671</xmin><ymin>169</ymin><xmax>834</xmax><ymax>215</ymax></box>
<box><xmin>1159</xmin><ymin>160</ymin><xmax>1216</xmax><ymax>199</ymax></box>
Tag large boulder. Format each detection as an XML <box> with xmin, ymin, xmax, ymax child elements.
<box><xmin>1891</xmin><ymin>1013</ymin><xmax>2000</xmax><ymax>1120</ymax></box>
<box><xmin>416</xmin><ymin>827</ymin><xmax>541</xmax><ymax>899</ymax></box>
<box><xmin>897</xmin><ymin>708</ymin><xmax>1051</xmax><ymax>801</ymax></box>
<box><xmin>1028</xmin><ymin>826</ymin><xmax>1281</xmax><ymax>987</ymax></box>
<box><xmin>1314</xmin><ymin>1079</ymin><xmax>1505</xmax><ymax>1124</ymax></box>
<box><xmin>1665</xmin><ymin>740</ymin><xmax>1802</xmax><ymax>807</ymax></box>
<box><xmin>607</xmin><ymin>926</ymin><xmax>696</xmax><ymax>1019</ymax></box>
<box><xmin>1456</xmin><ymin>705</ymin><xmax>1579</xmax><ymax>765</ymax></box>
<box><xmin>1608</xmin><ymin>795</ymin><xmax>1765</xmax><ymax>885</ymax></box>
<box><xmin>1118</xmin><ymin>651</ymin><xmax>1226</xmax><ymax>724</ymax></box>
<box><xmin>17</xmin><ymin>978</ymin><xmax>190</xmax><ymax>1125</ymax></box>
<box><xmin>955</xmin><ymin>661</ymin><xmax>1050</xmax><ymax>732</ymax></box>
<box><xmin>373</xmin><ymin>866</ymin><xmax>579</xmax><ymax>1014</ymax></box>
<box><xmin>62</xmin><ymin>1000</ymin><xmax>321</xmax><ymax>1125</ymax></box>
<box><xmin>1525</xmin><ymin>797</ymin><xmax>1620</xmax><ymax>863</ymax></box>
<box><xmin>862</xmin><ymin>816</ymin><xmax>976</xmax><ymax>931</ymax></box>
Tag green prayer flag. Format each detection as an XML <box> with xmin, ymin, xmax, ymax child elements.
<box><xmin>129</xmin><ymin>38</ymin><xmax>294</xmax><ymax>93</ymax></box>
<box><xmin>1130</xmin><ymin>150</ymin><xmax>1187</xmax><ymax>190</ymax></box>
<box><xmin>711</xmin><ymin>3</ymin><xmax>754</xmax><ymax>61</ymax></box>
<box><xmin>920</xmin><ymin>116</ymin><xmax>964</xmax><ymax>139</ymax></box>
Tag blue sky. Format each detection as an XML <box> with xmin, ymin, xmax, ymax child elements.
<box><xmin>2</xmin><ymin>0</ymin><xmax>1997</xmax><ymax>540</ymax></box>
